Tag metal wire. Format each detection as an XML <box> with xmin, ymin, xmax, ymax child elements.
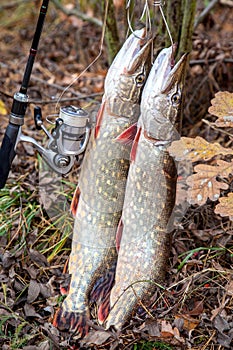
<box><xmin>153</xmin><ymin>1</ymin><xmax>174</xmax><ymax>46</ymax></box>
<box><xmin>126</xmin><ymin>1</ymin><xmax>174</xmax><ymax>46</ymax></box>
<box><xmin>126</xmin><ymin>0</ymin><xmax>151</xmax><ymax>39</ymax></box>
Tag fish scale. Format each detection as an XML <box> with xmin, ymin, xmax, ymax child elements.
<box><xmin>105</xmin><ymin>46</ymin><xmax>188</xmax><ymax>330</ymax></box>
<box><xmin>53</xmin><ymin>27</ymin><xmax>152</xmax><ymax>336</ymax></box>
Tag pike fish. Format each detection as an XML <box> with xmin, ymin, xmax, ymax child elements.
<box><xmin>53</xmin><ymin>28</ymin><xmax>152</xmax><ymax>336</ymax></box>
<box><xmin>105</xmin><ymin>46</ymin><xmax>188</xmax><ymax>330</ymax></box>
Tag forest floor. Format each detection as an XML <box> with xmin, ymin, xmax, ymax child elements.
<box><xmin>0</xmin><ymin>1</ymin><xmax>233</xmax><ymax>349</ymax></box>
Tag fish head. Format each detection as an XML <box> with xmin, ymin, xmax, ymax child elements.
<box><xmin>105</xmin><ymin>28</ymin><xmax>152</xmax><ymax>119</ymax></box>
<box><xmin>141</xmin><ymin>45</ymin><xmax>188</xmax><ymax>143</ymax></box>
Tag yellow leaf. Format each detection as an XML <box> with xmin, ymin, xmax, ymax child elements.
<box><xmin>168</xmin><ymin>136</ymin><xmax>233</xmax><ymax>162</ymax></box>
<box><xmin>0</xmin><ymin>100</ymin><xmax>8</xmax><ymax>115</ymax></box>
<box><xmin>186</xmin><ymin>159</ymin><xmax>233</xmax><ymax>205</ymax></box>
<box><xmin>215</xmin><ymin>193</ymin><xmax>233</xmax><ymax>221</ymax></box>
<box><xmin>208</xmin><ymin>91</ymin><xmax>233</xmax><ymax>127</ymax></box>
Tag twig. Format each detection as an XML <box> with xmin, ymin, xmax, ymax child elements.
<box><xmin>220</xmin><ymin>0</ymin><xmax>233</xmax><ymax>6</ymax></box>
<box><xmin>202</xmin><ymin>119</ymin><xmax>233</xmax><ymax>138</ymax></box>
<box><xmin>51</xmin><ymin>0</ymin><xmax>102</xmax><ymax>27</ymax></box>
<box><xmin>0</xmin><ymin>0</ymin><xmax>31</xmax><ymax>11</ymax></box>
<box><xmin>189</xmin><ymin>58</ymin><xmax>233</xmax><ymax>65</ymax></box>
<box><xmin>194</xmin><ymin>0</ymin><xmax>219</xmax><ymax>29</ymax></box>
<box><xmin>30</xmin><ymin>75</ymin><xmax>82</xmax><ymax>97</ymax></box>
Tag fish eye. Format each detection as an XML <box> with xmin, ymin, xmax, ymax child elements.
<box><xmin>135</xmin><ymin>73</ymin><xmax>145</xmax><ymax>86</ymax></box>
<box><xmin>171</xmin><ymin>92</ymin><xmax>181</xmax><ymax>107</ymax></box>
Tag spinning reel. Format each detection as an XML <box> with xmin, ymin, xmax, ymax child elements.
<box><xmin>19</xmin><ymin>104</ymin><xmax>91</xmax><ymax>175</ymax></box>
<box><xmin>0</xmin><ymin>0</ymin><xmax>91</xmax><ymax>188</ymax></box>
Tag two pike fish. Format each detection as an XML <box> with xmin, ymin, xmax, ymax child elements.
<box><xmin>53</xmin><ymin>27</ymin><xmax>152</xmax><ymax>336</ymax></box>
<box><xmin>105</xmin><ymin>46</ymin><xmax>187</xmax><ymax>330</ymax></box>
<box><xmin>54</xmin><ymin>28</ymin><xmax>187</xmax><ymax>335</ymax></box>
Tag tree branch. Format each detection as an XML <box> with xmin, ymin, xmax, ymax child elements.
<box><xmin>51</xmin><ymin>0</ymin><xmax>102</xmax><ymax>27</ymax></box>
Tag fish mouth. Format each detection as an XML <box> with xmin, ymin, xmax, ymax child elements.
<box><xmin>142</xmin><ymin>45</ymin><xmax>188</xmax><ymax>98</ymax></box>
<box><xmin>108</xmin><ymin>27</ymin><xmax>152</xmax><ymax>74</ymax></box>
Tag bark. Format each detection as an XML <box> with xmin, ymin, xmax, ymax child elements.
<box><xmin>101</xmin><ymin>0</ymin><xmax>120</xmax><ymax>64</ymax></box>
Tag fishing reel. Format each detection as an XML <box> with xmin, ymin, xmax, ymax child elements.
<box><xmin>19</xmin><ymin>105</ymin><xmax>91</xmax><ymax>174</ymax></box>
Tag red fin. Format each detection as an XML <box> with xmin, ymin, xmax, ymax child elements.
<box><xmin>60</xmin><ymin>286</ymin><xmax>69</xmax><ymax>296</ymax></box>
<box><xmin>116</xmin><ymin>122</ymin><xmax>138</xmax><ymax>146</ymax></box>
<box><xmin>116</xmin><ymin>218</ymin><xmax>123</xmax><ymax>252</ymax></box>
<box><xmin>70</xmin><ymin>186</ymin><xmax>81</xmax><ymax>216</ymax></box>
<box><xmin>53</xmin><ymin>307</ymin><xmax>89</xmax><ymax>337</ymax></box>
<box><xmin>95</xmin><ymin>100</ymin><xmax>106</xmax><ymax>138</ymax></box>
<box><xmin>90</xmin><ymin>261</ymin><xmax>116</xmax><ymax>323</ymax></box>
<box><xmin>130</xmin><ymin>127</ymin><xmax>141</xmax><ymax>161</ymax></box>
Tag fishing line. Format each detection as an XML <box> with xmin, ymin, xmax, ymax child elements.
<box><xmin>55</xmin><ymin>0</ymin><xmax>109</xmax><ymax>112</ymax></box>
<box><xmin>126</xmin><ymin>0</ymin><xmax>151</xmax><ymax>40</ymax></box>
<box><xmin>153</xmin><ymin>1</ymin><xmax>174</xmax><ymax>46</ymax></box>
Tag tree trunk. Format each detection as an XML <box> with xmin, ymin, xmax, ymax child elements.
<box><xmin>101</xmin><ymin>0</ymin><xmax>120</xmax><ymax>64</ymax></box>
<box><xmin>162</xmin><ymin>0</ymin><xmax>197</xmax><ymax>58</ymax></box>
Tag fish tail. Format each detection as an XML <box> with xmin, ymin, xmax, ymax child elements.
<box><xmin>53</xmin><ymin>306</ymin><xmax>90</xmax><ymax>337</ymax></box>
<box><xmin>90</xmin><ymin>261</ymin><xmax>117</xmax><ymax>324</ymax></box>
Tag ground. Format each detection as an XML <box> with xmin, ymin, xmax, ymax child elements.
<box><xmin>0</xmin><ymin>1</ymin><xmax>233</xmax><ymax>349</ymax></box>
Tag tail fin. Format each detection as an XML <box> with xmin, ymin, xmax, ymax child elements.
<box><xmin>53</xmin><ymin>306</ymin><xmax>90</xmax><ymax>337</ymax></box>
<box><xmin>90</xmin><ymin>261</ymin><xmax>117</xmax><ymax>324</ymax></box>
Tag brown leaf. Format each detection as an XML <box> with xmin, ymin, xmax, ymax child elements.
<box><xmin>168</xmin><ymin>136</ymin><xmax>233</xmax><ymax>162</ymax></box>
<box><xmin>186</xmin><ymin>159</ymin><xmax>233</xmax><ymax>205</ymax></box>
<box><xmin>161</xmin><ymin>320</ymin><xmax>174</xmax><ymax>337</ymax></box>
<box><xmin>27</xmin><ymin>279</ymin><xmax>40</xmax><ymax>303</ymax></box>
<box><xmin>214</xmin><ymin>192</ymin><xmax>233</xmax><ymax>221</ymax></box>
<box><xmin>208</xmin><ymin>91</ymin><xmax>233</xmax><ymax>127</ymax></box>
<box><xmin>140</xmin><ymin>319</ymin><xmax>160</xmax><ymax>337</ymax></box>
<box><xmin>83</xmin><ymin>330</ymin><xmax>113</xmax><ymax>346</ymax></box>
<box><xmin>24</xmin><ymin>303</ymin><xmax>42</xmax><ymax>318</ymax></box>
<box><xmin>29</xmin><ymin>249</ymin><xmax>49</xmax><ymax>267</ymax></box>
<box><xmin>175</xmin><ymin>315</ymin><xmax>200</xmax><ymax>332</ymax></box>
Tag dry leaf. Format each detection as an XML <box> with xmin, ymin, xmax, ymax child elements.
<box><xmin>215</xmin><ymin>192</ymin><xmax>233</xmax><ymax>221</ymax></box>
<box><xmin>175</xmin><ymin>314</ymin><xmax>200</xmax><ymax>332</ymax></box>
<box><xmin>168</xmin><ymin>136</ymin><xmax>233</xmax><ymax>162</ymax></box>
<box><xmin>0</xmin><ymin>99</ymin><xmax>8</xmax><ymax>115</ymax></box>
<box><xmin>208</xmin><ymin>91</ymin><xmax>233</xmax><ymax>127</ymax></box>
<box><xmin>161</xmin><ymin>320</ymin><xmax>174</xmax><ymax>337</ymax></box>
<box><xmin>186</xmin><ymin>159</ymin><xmax>233</xmax><ymax>205</ymax></box>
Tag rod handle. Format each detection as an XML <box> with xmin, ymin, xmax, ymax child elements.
<box><xmin>0</xmin><ymin>124</ymin><xmax>20</xmax><ymax>189</ymax></box>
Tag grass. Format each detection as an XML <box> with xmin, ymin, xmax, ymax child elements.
<box><xmin>133</xmin><ymin>341</ymin><xmax>173</xmax><ymax>350</ymax></box>
<box><xmin>0</xmin><ymin>174</ymin><xmax>74</xmax><ymax>260</ymax></box>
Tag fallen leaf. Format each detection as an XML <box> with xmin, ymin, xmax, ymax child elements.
<box><xmin>140</xmin><ymin>319</ymin><xmax>160</xmax><ymax>337</ymax></box>
<box><xmin>208</xmin><ymin>91</ymin><xmax>233</xmax><ymax>127</ymax></box>
<box><xmin>214</xmin><ymin>192</ymin><xmax>233</xmax><ymax>221</ymax></box>
<box><xmin>186</xmin><ymin>159</ymin><xmax>233</xmax><ymax>205</ymax></box>
<box><xmin>27</xmin><ymin>279</ymin><xmax>40</xmax><ymax>303</ymax></box>
<box><xmin>168</xmin><ymin>136</ymin><xmax>233</xmax><ymax>162</ymax></box>
<box><xmin>161</xmin><ymin>320</ymin><xmax>174</xmax><ymax>337</ymax></box>
<box><xmin>83</xmin><ymin>330</ymin><xmax>113</xmax><ymax>346</ymax></box>
<box><xmin>175</xmin><ymin>314</ymin><xmax>200</xmax><ymax>332</ymax></box>
<box><xmin>225</xmin><ymin>280</ymin><xmax>233</xmax><ymax>296</ymax></box>
<box><xmin>0</xmin><ymin>99</ymin><xmax>8</xmax><ymax>115</ymax></box>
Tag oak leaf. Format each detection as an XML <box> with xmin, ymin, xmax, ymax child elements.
<box><xmin>186</xmin><ymin>159</ymin><xmax>233</xmax><ymax>205</ymax></box>
<box><xmin>214</xmin><ymin>192</ymin><xmax>233</xmax><ymax>221</ymax></box>
<box><xmin>208</xmin><ymin>91</ymin><xmax>233</xmax><ymax>127</ymax></box>
<box><xmin>168</xmin><ymin>136</ymin><xmax>233</xmax><ymax>162</ymax></box>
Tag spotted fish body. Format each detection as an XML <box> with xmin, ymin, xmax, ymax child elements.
<box><xmin>105</xmin><ymin>46</ymin><xmax>188</xmax><ymax>330</ymax></box>
<box><xmin>53</xmin><ymin>28</ymin><xmax>152</xmax><ymax>336</ymax></box>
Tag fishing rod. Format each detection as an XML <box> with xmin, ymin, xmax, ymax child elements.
<box><xmin>0</xmin><ymin>0</ymin><xmax>91</xmax><ymax>189</ymax></box>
